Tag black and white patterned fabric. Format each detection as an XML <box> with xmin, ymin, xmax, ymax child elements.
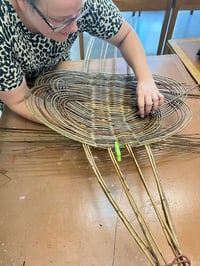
<box><xmin>0</xmin><ymin>0</ymin><xmax>123</xmax><ymax>91</ymax></box>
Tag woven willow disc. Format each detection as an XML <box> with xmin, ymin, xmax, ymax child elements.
<box><xmin>26</xmin><ymin>70</ymin><xmax>191</xmax><ymax>148</ymax></box>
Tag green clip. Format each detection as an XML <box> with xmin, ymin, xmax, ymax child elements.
<box><xmin>114</xmin><ymin>141</ymin><xmax>121</xmax><ymax>162</ymax></box>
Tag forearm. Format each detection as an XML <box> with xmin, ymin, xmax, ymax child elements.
<box><xmin>8</xmin><ymin>93</ymin><xmax>56</xmax><ymax>125</ymax></box>
<box><xmin>8</xmin><ymin>98</ymin><xmax>41</xmax><ymax>123</ymax></box>
<box><xmin>0</xmin><ymin>80</ymin><xmax>41</xmax><ymax>123</ymax></box>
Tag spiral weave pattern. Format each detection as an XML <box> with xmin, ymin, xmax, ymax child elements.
<box><xmin>26</xmin><ymin>70</ymin><xmax>191</xmax><ymax>148</ymax></box>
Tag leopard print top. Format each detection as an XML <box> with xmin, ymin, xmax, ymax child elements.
<box><xmin>0</xmin><ymin>0</ymin><xmax>122</xmax><ymax>91</ymax></box>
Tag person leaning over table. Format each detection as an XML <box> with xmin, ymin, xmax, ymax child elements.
<box><xmin>0</xmin><ymin>0</ymin><xmax>164</xmax><ymax>123</ymax></box>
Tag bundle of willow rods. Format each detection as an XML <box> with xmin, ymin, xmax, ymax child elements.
<box><xmin>25</xmin><ymin>69</ymin><xmax>193</xmax><ymax>265</ymax></box>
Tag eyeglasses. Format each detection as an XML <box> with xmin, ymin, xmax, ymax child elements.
<box><xmin>30</xmin><ymin>3</ymin><xmax>90</xmax><ymax>32</ymax></box>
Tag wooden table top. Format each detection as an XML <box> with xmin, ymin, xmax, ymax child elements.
<box><xmin>0</xmin><ymin>55</ymin><xmax>200</xmax><ymax>266</ymax></box>
<box><xmin>168</xmin><ymin>38</ymin><xmax>200</xmax><ymax>84</ymax></box>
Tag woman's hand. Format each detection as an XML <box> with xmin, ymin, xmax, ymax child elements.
<box><xmin>136</xmin><ymin>80</ymin><xmax>164</xmax><ymax>118</ymax></box>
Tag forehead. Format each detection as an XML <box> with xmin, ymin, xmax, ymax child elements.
<box><xmin>38</xmin><ymin>0</ymin><xmax>84</xmax><ymax>15</ymax></box>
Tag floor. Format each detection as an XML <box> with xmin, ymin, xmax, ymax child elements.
<box><xmin>71</xmin><ymin>10</ymin><xmax>200</xmax><ymax>59</ymax></box>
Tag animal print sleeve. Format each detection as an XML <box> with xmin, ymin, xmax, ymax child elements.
<box><xmin>79</xmin><ymin>0</ymin><xmax>123</xmax><ymax>39</ymax></box>
<box><xmin>0</xmin><ymin>36</ymin><xmax>24</xmax><ymax>92</ymax></box>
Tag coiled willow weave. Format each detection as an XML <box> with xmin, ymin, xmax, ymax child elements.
<box><xmin>26</xmin><ymin>71</ymin><xmax>191</xmax><ymax>148</ymax></box>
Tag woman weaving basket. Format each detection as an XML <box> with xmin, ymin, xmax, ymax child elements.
<box><xmin>0</xmin><ymin>0</ymin><xmax>164</xmax><ymax>122</ymax></box>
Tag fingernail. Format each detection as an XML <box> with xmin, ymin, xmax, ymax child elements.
<box><xmin>140</xmin><ymin>115</ymin><xmax>145</xmax><ymax>118</ymax></box>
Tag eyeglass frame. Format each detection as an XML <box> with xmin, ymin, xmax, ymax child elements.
<box><xmin>30</xmin><ymin>2</ymin><xmax>90</xmax><ymax>32</ymax></box>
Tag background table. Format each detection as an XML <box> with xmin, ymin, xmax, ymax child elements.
<box><xmin>168</xmin><ymin>38</ymin><xmax>200</xmax><ymax>84</ymax></box>
<box><xmin>0</xmin><ymin>55</ymin><xmax>200</xmax><ymax>266</ymax></box>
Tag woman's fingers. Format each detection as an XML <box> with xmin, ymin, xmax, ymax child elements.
<box><xmin>137</xmin><ymin>84</ymin><xmax>164</xmax><ymax>117</ymax></box>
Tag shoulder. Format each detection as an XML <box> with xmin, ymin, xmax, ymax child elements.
<box><xmin>0</xmin><ymin>0</ymin><xmax>17</xmax><ymax>26</ymax></box>
<box><xmin>84</xmin><ymin>0</ymin><xmax>122</xmax><ymax>16</ymax></box>
<box><xmin>80</xmin><ymin>0</ymin><xmax>123</xmax><ymax>38</ymax></box>
<box><xmin>0</xmin><ymin>0</ymin><xmax>21</xmax><ymax>42</ymax></box>
<box><xmin>84</xmin><ymin>0</ymin><xmax>120</xmax><ymax>9</ymax></box>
